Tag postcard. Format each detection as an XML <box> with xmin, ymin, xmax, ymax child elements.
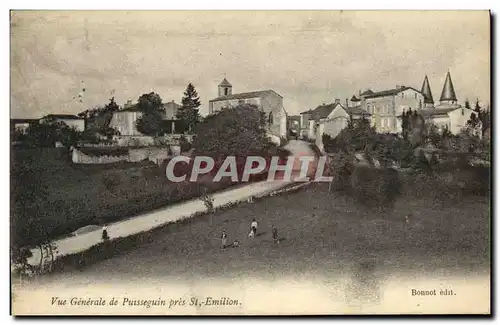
<box><xmin>10</xmin><ymin>10</ymin><xmax>491</xmax><ymax>315</ymax></box>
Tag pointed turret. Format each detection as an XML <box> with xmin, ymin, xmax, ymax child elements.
<box><xmin>439</xmin><ymin>71</ymin><xmax>457</xmax><ymax>103</ymax></box>
<box><xmin>420</xmin><ymin>75</ymin><xmax>434</xmax><ymax>105</ymax></box>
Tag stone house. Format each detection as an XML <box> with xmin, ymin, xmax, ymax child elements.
<box><xmin>109</xmin><ymin>99</ymin><xmax>181</xmax><ymax>136</ymax></box>
<box><xmin>39</xmin><ymin>114</ymin><xmax>86</xmax><ymax>132</ymax></box>
<box><xmin>208</xmin><ymin>78</ymin><xmax>288</xmax><ymax>143</ymax></box>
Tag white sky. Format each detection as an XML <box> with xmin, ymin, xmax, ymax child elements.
<box><xmin>10</xmin><ymin>10</ymin><xmax>490</xmax><ymax>118</ymax></box>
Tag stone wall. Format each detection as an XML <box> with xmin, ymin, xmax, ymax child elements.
<box><xmin>71</xmin><ymin>146</ymin><xmax>178</xmax><ymax>165</ymax></box>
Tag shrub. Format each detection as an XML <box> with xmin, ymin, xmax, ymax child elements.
<box><xmin>179</xmin><ymin>135</ymin><xmax>192</xmax><ymax>152</ymax></box>
<box><xmin>350</xmin><ymin>166</ymin><xmax>401</xmax><ymax>211</ymax></box>
<box><xmin>328</xmin><ymin>151</ymin><xmax>355</xmax><ymax>192</ymax></box>
<box><xmin>102</xmin><ymin>174</ymin><xmax>121</xmax><ymax>192</ymax></box>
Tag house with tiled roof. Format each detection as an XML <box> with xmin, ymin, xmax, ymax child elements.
<box><xmin>304</xmin><ymin>99</ymin><xmax>371</xmax><ymax>151</ymax></box>
<box><xmin>109</xmin><ymin>99</ymin><xmax>181</xmax><ymax>136</ymax></box>
<box><xmin>208</xmin><ymin>78</ymin><xmax>288</xmax><ymax>143</ymax></box>
<box><xmin>39</xmin><ymin>114</ymin><xmax>85</xmax><ymax>131</ymax></box>
<box><xmin>355</xmin><ymin>84</ymin><xmax>426</xmax><ymax>133</ymax></box>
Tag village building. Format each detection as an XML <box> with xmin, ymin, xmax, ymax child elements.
<box><xmin>10</xmin><ymin>118</ymin><xmax>39</xmax><ymax>134</ymax></box>
<box><xmin>304</xmin><ymin>99</ymin><xmax>371</xmax><ymax>151</ymax></box>
<box><xmin>39</xmin><ymin>114</ymin><xmax>86</xmax><ymax>132</ymax></box>
<box><xmin>357</xmin><ymin>85</ymin><xmax>426</xmax><ymax>134</ymax></box>
<box><xmin>109</xmin><ymin>99</ymin><xmax>181</xmax><ymax>136</ymax></box>
<box><xmin>208</xmin><ymin>78</ymin><xmax>288</xmax><ymax>144</ymax></box>
<box><xmin>299</xmin><ymin>109</ymin><xmax>313</xmax><ymax>139</ymax></box>
<box><xmin>416</xmin><ymin>71</ymin><xmax>479</xmax><ymax>136</ymax></box>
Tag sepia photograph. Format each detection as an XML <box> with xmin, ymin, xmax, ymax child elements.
<box><xmin>9</xmin><ymin>10</ymin><xmax>491</xmax><ymax>315</ymax></box>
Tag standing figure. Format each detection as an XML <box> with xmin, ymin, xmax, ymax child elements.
<box><xmin>221</xmin><ymin>230</ymin><xmax>228</xmax><ymax>249</ymax></box>
<box><xmin>250</xmin><ymin>218</ymin><xmax>258</xmax><ymax>237</ymax></box>
<box><xmin>272</xmin><ymin>225</ymin><xmax>280</xmax><ymax>244</ymax></box>
<box><xmin>102</xmin><ymin>225</ymin><xmax>109</xmax><ymax>241</ymax></box>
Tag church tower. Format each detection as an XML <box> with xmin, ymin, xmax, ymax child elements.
<box><xmin>218</xmin><ymin>78</ymin><xmax>232</xmax><ymax>97</ymax></box>
<box><xmin>420</xmin><ymin>75</ymin><xmax>434</xmax><ymax>108</ymax></box>
<box><xmin>439</xmin><ymin>71</ymin><xmax>457</xmax><ymax>105</ymax></box>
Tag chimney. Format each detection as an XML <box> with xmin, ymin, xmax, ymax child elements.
<box><xmin>345</xmin><ymin>98</ymin><xmax>349</xmax><ymax>108</ymax></box>
<box><xmin>396</xmin><ymin>85</ymin><xmax>401</xmax><ymax>89</ymax></box>
<box><xmin>334</xmin><ymin>99</ymin><xmax>340</xmax><ymax>104</ymax></box>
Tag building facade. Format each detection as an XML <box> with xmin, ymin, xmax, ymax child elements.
<box><xmin>208</xmin><ymin>78</ymin><xmax>288</xmax><ymax>141</ymax></box>
<box><xmin>301</xmin><ymin>99</ymin><xmax>370</xmax><ymax>151</ymax></box>
<box><xmin>39</xmin><ymin>114</ymin><xmax>86</xmax><ymax>132</ymax></box>
<box><xmin>417</xmin><ymin>71</ymin><xmax>480</xmax><ymax>136</ymax></box>
<box><xmin>357</xmin><ymin>86</ymin><xmax>425</xmax><ymax>134</ymax></box>
<box><xmin>109</xmin><ymin>99</ymin><xmax>181</xmax><ymax>136</ymax></box>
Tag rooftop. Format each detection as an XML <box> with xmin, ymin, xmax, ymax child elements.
<box><xmin>218</xmin><ymin>78</ymin><xmax>232</xmax><ymax>87</ymax></box>
<box><xmin>42</xmin><ymin>114</ymin><xmax>83</xmax><ymax>120</ymax></box>
<box><xmin>362</xmin><ymin>86</ymin><xmax>421</xmax><ymax>99</ymax></box>
<box><xmin>209</xmin><ymin>89</ymin><xmax>282</xmax><ymax>102</ymax></box>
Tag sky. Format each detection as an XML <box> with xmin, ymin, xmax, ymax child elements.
<box><xmin>10</xmin><ymin>10</ymin><xmax>490</xmax><ymax>119</ymax></box>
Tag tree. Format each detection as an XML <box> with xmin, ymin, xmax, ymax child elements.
<box><xmin>472</xmin><ymin>99</ymin><xmax>490</xmax><ymax>137</ymax></box>
<box><xmin>177</xmin><ymin>83</ymin><xmax>201</xmax><ymax>133</ymax></box>
<box><xmin>135</xmin><ymin>92</ymin><xmax>166</xmax><ymax>136</ymax></box>
<box><xmin>465</xmin><ymin>98</ymin><xmax>471</xmax><ymax>109</ymax></box>
<box><xmin>192</xmin><ymin>103</ymin><xmax>274</xmax><ymax>156</ymax></box>
<box><xmin>474</xmin><ymin>98</ymin><xmax>481</xmax><ymax>112</ymax></box>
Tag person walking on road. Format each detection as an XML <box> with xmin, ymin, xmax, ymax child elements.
<box><xmin>102</xmin><ymin>225</ymin><xmax>109</xmax><ymax>241</ymax></box>
<box><xmin>250</xmin><ymin>218</ymin><xmax>258</xmax><ymax>237</ymax></box>
<box><xmin>221</xmin><ymin>230</ymin><xmax>228</xmax><ymax>249</ymax></box>
<box><xmin>272</xmin><ymin>225</ymin><xmax>280</xmax><ymax>244</ymax></box>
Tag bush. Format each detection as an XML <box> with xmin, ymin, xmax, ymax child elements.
<box><xmin>328</xmin><ymin>152</ymin><xmax>355</xmax><ymax>192</ymax></box>
<box><xmin>350</xmin><ymin>166</ymin><xmax>401</xmax><ymax>211</ymax></box>
<box><xmin>179</xmin><ymin>135</ymin><xmax>192</xmax><ymax>152</ymax></box>
<box><xmin>102</xmin><ymin>174</ymin><xmax>121</xmax><ymax>192</ymax></box>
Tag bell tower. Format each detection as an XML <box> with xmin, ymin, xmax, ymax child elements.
<box><xmin>218</xmin><ymin>77</ymin><xmax>232</xmax><ymax>97</ymax></box>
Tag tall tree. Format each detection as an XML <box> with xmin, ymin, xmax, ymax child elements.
<box><xmin>136</xmin><ymin>92</ymin><xmax>166</xmax><ymax>136</ymax></box>
<box><xmin>177</xmin><ymin>83</ymin><xmax>201</xmax><ymax>133</ymax></box>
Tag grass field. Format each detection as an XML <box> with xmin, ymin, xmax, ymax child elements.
<box><xmin>39</xmin><ymin>182</ymin><xmax>489</xmax><ymax>284</ymax></box>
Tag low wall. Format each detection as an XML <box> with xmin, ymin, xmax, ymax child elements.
<box><xmin>71</xmin><ymin>146</ymin><xmax>179</xmax><ymax>165</ymax></box>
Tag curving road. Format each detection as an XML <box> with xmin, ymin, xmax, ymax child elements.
<box><xmin>25</xmin><ymin>140</ymin><xmax>318</xmax><ymax>266</ymax></box>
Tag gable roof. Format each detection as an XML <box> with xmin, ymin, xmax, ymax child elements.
<box><xmin>218</xmin><ymin>78</ymin><xmax>232</xmax><ymax>87</ymax></box>
<box><xmin>209</xmin><ymin>89</ymin><xmax>282</xmax><ymax>102</ymax></box>
<box><xmin>360</xmin><ymin>89</ymin><xmax>374</xmax><ymax>96</ymax></box>
<box><xmin>363</xmin><ymin>86</ymin><xmax>422</xmax><ymax>99</ymax></box>
<box><xmin>345</xmin><ymin>106</ymin><xmax>371</xmax><ymax>116</ymax></box>
<box><xmin>311</xmin><ymin>103</ymin><xmax>341</xmax><ymax>120</ymax></box>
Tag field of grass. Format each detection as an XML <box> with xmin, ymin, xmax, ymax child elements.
<box><xmin>10</xmin><ymin>148</ymin><xmax>235</xmax><ymax>247</ymax></box>
<box><xmin>42</xmin><ymin>182</ymin><xmax>489</xmax><ymax>283</ymax></box>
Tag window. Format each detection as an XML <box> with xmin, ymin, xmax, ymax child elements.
<box><xmin>401</xmin><ymin>93</ymin><xmax>404</xmax><ymax>98</ymax></box>
<box><xmin>415</xmin><ymin>93</ymin><xmax>417</xmax><ymax>99</ymax></box>
<box><xmin>268</xmin><ymin>112</ymin><xmax>274</xmax><ymax>125</ymax></box>
<box><xmin>224</xmin><ymin>88</ymin><xmax>228</xmax><ymax>96</ymax></box>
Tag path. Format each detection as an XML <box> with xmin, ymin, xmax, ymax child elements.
<box><xmin>25</xmin><ymin>140</ymin><xmax>317</xmax><ymax>266</ymax></box>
